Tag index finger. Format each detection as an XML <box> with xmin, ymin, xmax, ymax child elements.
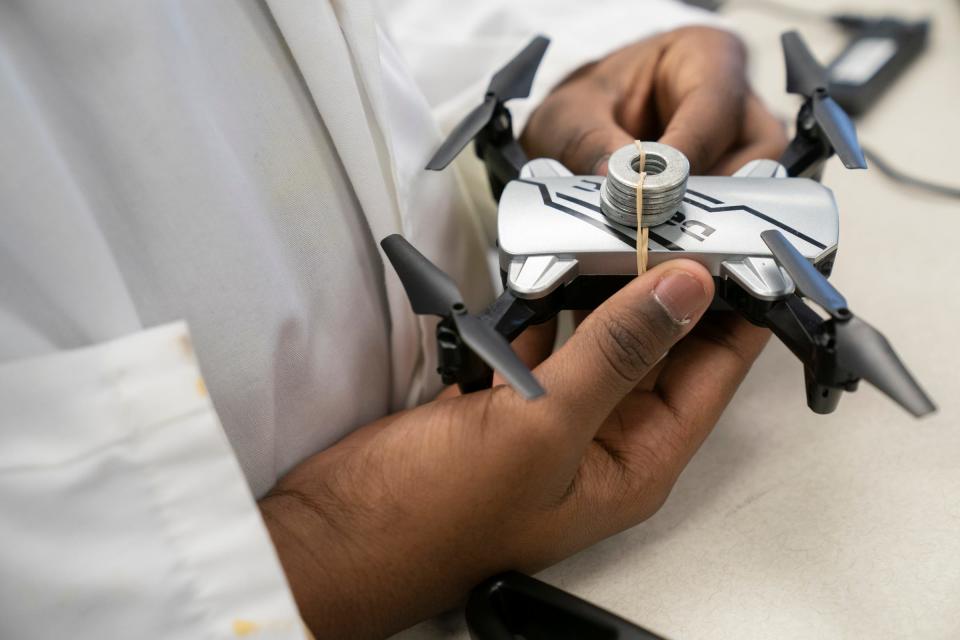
<box><xmin>656</xmin><ymin>29</ymin><xmax>749</xmax><ymax>173</ymax></box>
<box><xmin>653</xmin><ymin>314</ymin><xmax>770</xmax><ymax>452</ymax></box>
<box><xmin>709</xmin><ymin>92</ymin><xmax>789</xmax><ymax>176</ymax></box>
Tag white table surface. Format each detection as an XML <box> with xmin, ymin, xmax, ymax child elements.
<box><xmin>395</xmin><ymin>1</ymin><xmax>960</xmax><ymax>637</ymax></box>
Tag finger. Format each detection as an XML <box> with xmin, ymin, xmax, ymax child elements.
<box><xmin>636</xmin><ymin>357</ymin><xmax>668</xmax><ymax>393</ymax></box>
<box><xmin>656</xmin><ymin>30</ymin><xmax>748</xmax><ymax>173</ymax></box>
<box><xmin>534</xmin><ymin>260</ymin><xmax>714</xmax><ymax>440</ymax></box>
<box><xmin>521</xmin><ymin>78</ymin><xmax>634</xmax><ymax>176</ymax></box>
<box><xmin>709</xmin><ymin>93</ymin><xmax>789</xmax><ymax>176</ymax></box>
<box><xmin>658</xmin><ymin>83</ymin><xmax>746</xmax><ymax>174</ymax></box>
<box><xmin>573</xmin><ymin>313</ymin><xmax>769</xmax><ymax>526</ymax></box>
<box><xmin>649</xmin><ymin>313</ymin><xmax>770</xmax><ymax>459</ymax></box>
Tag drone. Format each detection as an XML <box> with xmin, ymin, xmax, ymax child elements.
<box><xmin>381</xmin><ymin>32</ymin><xmax>935</xmax><ymax>418</ymax></box>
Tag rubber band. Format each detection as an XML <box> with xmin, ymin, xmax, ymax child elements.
<box><xmin>634</xmin><ymin>141</ymin><xmax>649</xmax><ymax>274</ymax></box>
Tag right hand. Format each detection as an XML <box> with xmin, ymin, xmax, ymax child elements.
<box><xmin>521</xmin><ymin>26</ymin><xmax>787</xmax><ymax>178</ymax></box>
<box><xmin>260</xmin><ymin>258</ymin><xmax>769</xmax><ymax>639</ymax></box>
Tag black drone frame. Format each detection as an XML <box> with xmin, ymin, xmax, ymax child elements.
<box><xmin>382</xmin><ymin>31</ymin><xmax>933</xmax><ymax>420</ymax></box>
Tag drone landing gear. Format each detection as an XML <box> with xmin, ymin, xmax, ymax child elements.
<box><xmin>805</xmin><ymin>369</ymin><xmax>847</xmax><ymax>414</ymax></box>
<box><xmin>763</xmin><ymin>295</ymin><xmax>857</xmax><ymax>414</ymax></box>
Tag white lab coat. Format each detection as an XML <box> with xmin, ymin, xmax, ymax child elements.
<box><xmin>0</xmin><ymin>1</ymin><xmax>717</xmax><ymax>637</ymax></box>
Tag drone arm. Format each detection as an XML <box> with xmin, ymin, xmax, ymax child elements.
<box><xmin>479</xmin><ymin>289</ymin><xmax>539</xmax><ymax>342</ymax></box>
<box><xmin>476</xmin><ymin>104</ymin><xmax>529</xmax><ymax>201</ymax></box>
<box><xmin>764</xmin><ymin>295</ymin><xmax>821</xmax><ymax>361</ymax></box>
<box><xmin>780</xmin><ymin>104</ymin><xmax>831</xmax><ymax>179</ymax></box>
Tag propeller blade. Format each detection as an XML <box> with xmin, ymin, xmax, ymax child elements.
<box><xmin>835</xmin><ymin>317</ymin><xmax>936</xmax><ymax>417</ymax></box>
<box><xmin>454</xmin><ymin>314</ymin><xmax>545</xmax><ymax>400</ymax></box>
<box><xmin>488</xmin><ymin>35</ymin><xmax>550</xmax><ymax>101</ymax></box>
<box><xmin>812</xmin><ymin>94</ymin><xmax>868</xmax><ymax>169</ymax></box>
<box><xmin>782</xmin><ymin>31</ymin><xmax>827</xmax><ymax>96</ymax></box>
<box><xmin>426</xmin><ymin>36</ymin><xmax>549</xmax><ymax>171</ymax></box>
<box><xmin>381</xmin><ymin>235</ymin><xmax>462</xmax><ymax>316</ymax></box>
<box><xmin>426</xmin><ymin>96</ymin><xmax>497</xmax><ymax>171</ymax></box>
<box><xmin>761</xmin><ymin>230</ymin><xmax>849</xmax><ymax>318</ymax></box>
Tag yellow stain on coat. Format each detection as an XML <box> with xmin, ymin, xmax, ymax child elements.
<box><xmin>232</xmin><ymin>619</ymin><xmax>260</xmax><ymax>636</ymax></box>
<box><xmin>196</xmin><ymin>377</ymin><xmax>208</xmax><ymax>396</ymax></box>
<box><xmin>178</xmin><ymin>333</ymin><xmax>194</xmax><ymax>357</ymax></box>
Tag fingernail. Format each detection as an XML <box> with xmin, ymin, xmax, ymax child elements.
<box><xmin>653</xmin><ymin>271</ymin><xmax>708</xmax><ymax>325</ymax></box>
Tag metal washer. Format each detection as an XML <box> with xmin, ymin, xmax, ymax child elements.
<box><xmin>600</xmin><ymin>186</ymin><xmax>677</xmax><ymax>227</ymax></box>
<box><xmin>600</xmin><ymin>142</ymin><xmax>690</xmax><ymax>228</ymax></box>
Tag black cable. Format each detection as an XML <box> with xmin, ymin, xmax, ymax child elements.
<box><xmin>862</xmin><ymin>146</ymin><xmax>960</xmax><ymax>199</ymax></box>
<box><xmin>683</xmin><ymin>0</ymin><xmax>960</xmax><ymax>199</ymax></box>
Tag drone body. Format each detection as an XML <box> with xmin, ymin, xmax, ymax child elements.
<box><xmin>381</xmin><ymin>32</ymin><xmax>934</xmax><ymax>419</ymax></box>
<box><xmin>500</xmin><ymin>157</ymin><xmax>836</xmax><ymax>306</ymax></box>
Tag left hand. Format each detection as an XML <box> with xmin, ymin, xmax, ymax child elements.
<box><xmin>261</xmin><ymin>260</ymin><xmax>768</xmax><ymax>639</ymax></box>
<box><xmin>521</xmin><ymin>26</ymin><xmax>787</xmax><ymax>177</ymax></box>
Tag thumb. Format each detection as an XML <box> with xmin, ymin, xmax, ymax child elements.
<box><xmin>535</xmin><ymin>260</ymin><xmax>714</xmax><ymax>434</ymax></box>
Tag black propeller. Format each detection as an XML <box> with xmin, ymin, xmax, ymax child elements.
<box><xmin>781</xmin><ymin>31</ymin><xmax>867</xmax><ymax>170</ymax></box>
<box><xmin>762</xmin><ymin>230</ymin><xmax>934</xmax><ymax>417</ymax></box>
<box><xmin>762</xmin><ymin>228</ymin><xmax>849</xmax><ymax>319</ymax></box>
<box><xmin>381</xmin><ymin>234</ymin><xmax>545</xmax><ymax>400</ymax></box>
<box><xmin>426</xmin><ymin>36</ymin><xmax>549</xmax><ymax>171</ymax></box>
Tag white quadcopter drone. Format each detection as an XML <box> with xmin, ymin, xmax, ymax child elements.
<box><xmin>382</xmin><ymin>32</ymin><xmax>934</xmax><ymax>418</ymax></box>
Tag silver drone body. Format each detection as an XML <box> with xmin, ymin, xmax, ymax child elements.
<box><xmin>499</xmin><ymin>156</ymin><xmax>839</xmax><ymax>305</ymax></box>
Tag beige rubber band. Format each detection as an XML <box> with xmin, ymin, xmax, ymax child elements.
<box><xmin>635</xmin><ymin>141</ymin><xmax>649</xmax><ymax>274</ymax></box>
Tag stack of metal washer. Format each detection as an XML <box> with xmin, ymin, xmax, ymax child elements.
<box><xmin>600</xmin><ymin>142</ymin><xmax>690</xmax><ymax>228</ymax></box>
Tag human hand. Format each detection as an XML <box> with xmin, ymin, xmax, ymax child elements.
<box><xmin>521</xmin><ymin>26</ymin><xmax>787</xmax><ymax>176</ymax></box>
<box><xmin>260</xmin><ymin>259</ymin><xmax>769</xmax><ymax>639</ymax></box>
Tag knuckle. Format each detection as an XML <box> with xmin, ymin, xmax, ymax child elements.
<box><xmin>676</xmin><ymin>25</ymin><xmax>745</xmax><ymax>56</ymax></box>
<box><xmin>667</xmin><ymin>28</ymin><xmax>747</xmax><ymax>88</ymax></box>
<box><xmin>592</xmin><ymin>312</ymin><xmax>665</xmax><ymax>384</ymax></box>
<box><xmin>763</xmin><ymin>130</ymin><xmax>790</xmax><ymax>157</ymax></box>
<box><xmin>559</xmin><ymin>125</ymin><xmax>614</xmax><ymax>174</ymax></box>
<box><xmin>624</xmin><ymin>444</ymin><xmax>662</xmax><ymax>493</ymax></box>
<box><xmin>589</xmin><ymin>441</ymin><xmax>668</xmax><ymax>522</ymax></box>
<box><xmin>480</xmin><ymin>383</ymin><xmax>521</xmax><ymax>427</ymax></box>
<box><xmin>700</xmin><ymin>325</ymin><xmax>755</xmax><ymax>370</ymax></box>
<box><xmin>622</xmin><ymin>441</ymin><xmax>677</xmax><ymax>515</ymax></box>
<box><xmin>674</xmin><ymin>25</ymin><xmax>715</xmax><ymax>39</ymax></box>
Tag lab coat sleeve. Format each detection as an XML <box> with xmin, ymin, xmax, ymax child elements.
<box><xmin>377</xmin><ymin>0</ymin><xmax>727</xmax><ymax>135</ymax></box>
<box><xmin>0</xmin><ymin>322</ymin><xmax>306</xmax><ymax>640</ymax></box>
